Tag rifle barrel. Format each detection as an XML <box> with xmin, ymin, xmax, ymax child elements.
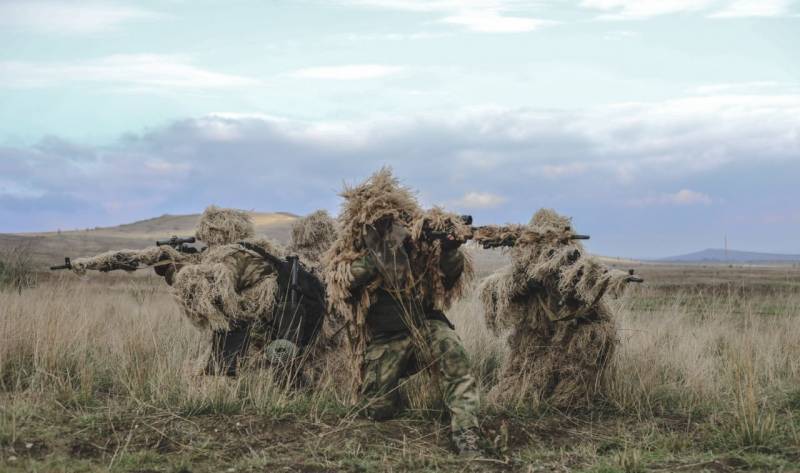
<box><xmin>50</xmin><ymin>257</ymin><xmax>71</xmax><ymax>270</ymax></box>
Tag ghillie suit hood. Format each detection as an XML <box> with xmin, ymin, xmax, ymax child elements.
<box><xmin>322</xmin><ymin>168</ymin><xmax>473</xmax><ymax>393</ymax></box>
<box><xmin>479</xmin><ymin>208</ymin><xmax>631</xmax><ymax>409</ymax></box>
<box><xmin>195</xmin><ymin>205</ymin><xmax>255</xmax><ymax>247</ymax></box>
<box><xmin>288</xmin><ymin>210</ymin><xmax>337</xmax><ymax>269</ymax></box>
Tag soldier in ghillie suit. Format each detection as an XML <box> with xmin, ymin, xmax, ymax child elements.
<box><xmin>479</xmin><ymin>209</ymin><xmax>640</xmax><ymax>409</ymax></box>
<box><xmin>66</xmin><ymin>206</ymin><xmax>333</xmax><ymax>377</ymax></box>
<box><xmin>171</xmin><ymin>205</ymin><xmax>285</xmax><ymax>376</ymax></box>
<box><xmin>323</xmin><ymin>168</ymin><xmax>482</xmax><ymax>456</ymax></box>
<box><xmin>288</xmin><ymin>209</ymin><xmax>337</xmax><ymax>270</ymax></box>
<box><xmin>170</xmin><ymin>207</ymin><xmax>335</xmax><ymax>377</ymax></box>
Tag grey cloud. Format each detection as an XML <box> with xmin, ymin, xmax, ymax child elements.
<box><xmin>2</xmin><ymin>98</ymin><xmax>799</xmax><ymax>257</ymax></box>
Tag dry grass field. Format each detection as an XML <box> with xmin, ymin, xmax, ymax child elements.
<box><xmin>2</xmin><ymin>257</ymin><xmax>800</xmax><ymax>472</ymax></box>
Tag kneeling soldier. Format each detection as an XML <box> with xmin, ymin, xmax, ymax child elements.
<box><xmin>324</xmin><ymin>168</ymin><xmax>482</xmax><ymax>456</ymax></box>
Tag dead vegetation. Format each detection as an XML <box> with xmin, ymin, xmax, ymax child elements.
<box><xmin>480</xmin><ymin>209</ymin><xmax>631</xmax><ymax>409</ymax></box>
<box><xmin>2</xmin><ymin>263</ymin><xmax>800</xmax><ymax>471</ymax></box>
<box><xmin>0</xmin><ymin>245</ymin><xmax>37</xmax><ymax>294</ymax></box>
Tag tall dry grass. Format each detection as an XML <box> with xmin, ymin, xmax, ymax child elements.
<box><xmin>0</xmin><ymin>276</ymin><xmax>343</xmax><ymax>421</ymax></box>
<box><xmin>2</xmin><ymin>273</ymin><xmax>799</xmax><ymax>446</ymax></box>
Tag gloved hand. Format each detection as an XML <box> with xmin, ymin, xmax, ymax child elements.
<box><xmin>153</xmin><ymin>253</ymin><xmax>181</xmax><ymax>286</ymax></box>
<box><xmin>440</xmin><ymin>232</ymin><xmax>465</xmax><ymax>251</ymax></box>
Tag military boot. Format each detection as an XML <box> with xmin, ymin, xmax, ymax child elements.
<box><xmin>452</xmin><ymin>427</ymin><xmax>482</xmax><ymax>458</ymax></box>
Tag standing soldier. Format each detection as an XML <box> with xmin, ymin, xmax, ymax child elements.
<box><xmin>323</xmin><ymin>168</ymin><xmax>482</xmax><ymax>456</ymax></box>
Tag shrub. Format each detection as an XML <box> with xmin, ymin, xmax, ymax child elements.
<box><xmin>0</xmin><ymin>245</ymin><xmax>37</xmax><ymax>294</ymax></box>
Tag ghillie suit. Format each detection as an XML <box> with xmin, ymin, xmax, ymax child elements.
<box><xmin>174</xmin><ymin>208</ymin><xmax>330</xmax><ymax>374</ymax></box>
<box><xmin>182</xmin><ymin>209</ymin><xmax>335</xmax><ymax>379</ymax></box>
<box><xmin>479</xmin><ymin>209</ymin><xmax>636</xmax><ymax>409</ymax></box>
<box><xmin>68</xmin><ymin>206</ymin><xmax>279</xmax><ymax>375</ymax></box>
<box><xmin>65</xmin><ymin>206</ymin><xmax>333</xmax><ymax>378</ymax></box>
<box><xmin>323</xmin><ymin>168</ymin><xmax>480</xmax><ymax>455</ymax></box>
<box><xmin>194</xmin><ymin>205</ymin><xmax>255</xmax><ymax>246</ymax></box>
<box><xmin>172</xmin><ymin>238</ymin><xmax>282</xmax><ymax>332</ymax></box>
<box><xmin>287</xmin><ymin>210</ymin><xmax>337</xmax><ymax>269</ymax></box>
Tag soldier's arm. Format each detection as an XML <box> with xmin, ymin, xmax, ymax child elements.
<box><xmin>70</xmin><ymin>249</ymin><xmax>149</xmax><ymax>275</ymax></box>
<box><xmin>71</xmin><ymin>246</ymin><xmax>192</xmax><ymax>278</ymax></box>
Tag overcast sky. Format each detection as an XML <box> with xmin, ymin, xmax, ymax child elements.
<box><xmin>1</xmin><ymin>0</ymin><xmax>798</xmax><ymax>258</ymax></box>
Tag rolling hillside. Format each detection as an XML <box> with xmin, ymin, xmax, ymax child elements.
<box><xmin>0</xmin><ymin>212</ymin><xmax>298</xmax><ymax>270</ymax></box>
<box><xmin>660</xmin><ymin>248</ymin><xmax>800</xmax><ymax>264</ymax></box>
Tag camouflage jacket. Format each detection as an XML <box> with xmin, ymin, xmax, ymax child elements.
<box><xmin>349</xmin><ymin>247</ymin><xmax>464</xmax><ymax>335</ymax></box>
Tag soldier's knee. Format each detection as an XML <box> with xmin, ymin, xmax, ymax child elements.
<box><xmin>431</xmin><ymin>334</ymin><xmax>471</xmax><ymax>379</ymax></box>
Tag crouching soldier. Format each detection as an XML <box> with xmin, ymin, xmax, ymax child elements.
<box><xmin>323</xmin><ymin>168</ymin><xmax>482</xmax><ymax>457</ymax></box>
<box><xmin>173</xmin><ymin>206</ymin><xmax>333</xmax><ymax>377</ymax></box>
<box><xmin>61</xmin><ymin>206</ymin><xmax>335</xmax><ymax>378</ymax></box>
<box><xmin>479</xmin><ymin>208</ymin><xmax>642</xmax><ymax>408</ymax></box>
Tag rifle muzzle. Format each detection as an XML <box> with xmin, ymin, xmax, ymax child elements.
<box><xmin>50</xmin><ymin>257</ymin><xmax>72</xmax><ymax>270</ymax></box>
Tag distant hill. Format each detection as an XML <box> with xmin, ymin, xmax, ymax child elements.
<box><xmin>0</xmin><ymin>212</ymin><xmax>299</xmax><ymax>270</ymax></box>
<box><xmin>660</xmin><ymin>248</ymin><xmax>800</xmax><ymax>263</ymax></box>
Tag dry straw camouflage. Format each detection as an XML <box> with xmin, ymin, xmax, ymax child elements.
<box><xmin>322</xmin><ymin>168</ymin><xmax>474</xmax><ymax>392</ymax></box>
<box><xmin>480</xmin><ymin>208</ymin><xmax>633</xmax><ymax>408</ymax></box>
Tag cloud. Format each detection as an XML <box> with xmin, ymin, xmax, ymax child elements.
<box><xmin>539</xmin><ymin>162</ymin><xmax>591</xmax><ymax>178</ymax></box>
<box><xmin>289</xmin><ymin>65</ymin><xmax>405</xmax><ymax>80</ymax></box>
<box><xmin>338</xmin><ymin>32</ymin><xmax>454</xmax><ymax>41</ymax></box>
<box><xmin>442</xmin><ymin>12</ymin><xmax>554</xmax><ymax>33</ymax></box>
<box><xmin>692</xmin><ymin>81</ymin><xmax>788</xmax><ymax>95</ymax></box>
<box><xmin>580</xmin><ymin>0</ymin><xmax>797</xmax><ymax>19</ymax></box>
<box><xmin>629</xmin><ymin>189</ymin><xmax>713</xmax><ymax>207</ymax></box>
<box><xmin>711</xmin><ymin>0</ymin><xmax>795</xmax><ymax>17</ymax></box>
<box><xmin>1</xmin><ymin>94</ymin><xmax>798</xmax><ymax>234</ymax></box>
<box><xmin>663</xmin><ymin>189</ymin><xmax>714</xmax><ymax>206</ymax></box>
<box><xmin>580</xmin><ymin>0</ymin><xmax>715</xmax><ymax>18</ymax></box>
<box><xmin>337</xmin><ymin>1</ymin><xmax>529</xmax><ymax>13</ymax></box>
<box><xmin>602</xmin><ymin>30</ymin><xmax>639</xmax><ymax>40</ymax></box>
<box><xmin>449</xmin><ymin>192</ymin><xmax>508</xmax><ymax>209</ymax></box>
<box><xmin>0</xmin><ymin>1</ymin><xmax>159</xmax><ymax>34</ymax></box>
<box><xmin>337</xmin><ymin>0</ymin><xmax>552</xmax><ymax>33</ymax></box>
<box><xmin>0</xmin><ymin>55</ymin><xmax>260</xmax><ymax>90</ymax></box>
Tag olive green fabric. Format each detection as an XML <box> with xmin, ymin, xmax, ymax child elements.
<box><xmin>345</xmin><ymin>222</ymin><xmax>479</xmax><ymax>435</ymax></box>
<box><xmin>360</xmin><ymin>318</ymin><xmax>479</xmax><ymax>433</ymax></box>
<box><xmin>350</xmin><ymin>249</ymin><xmax>466</xmax><ymax>335</ymax></box>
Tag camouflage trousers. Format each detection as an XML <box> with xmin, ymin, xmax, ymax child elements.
<box><xmin>360</xmin><ymin>318</ymin><xmax>479</xmax><ymax>433</ymax></box>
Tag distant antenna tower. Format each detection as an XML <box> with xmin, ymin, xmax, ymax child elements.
<box><xmin>724</xmin><ymin>235</ymin><xmax>729</xmax><ymax>261</ymax></box>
